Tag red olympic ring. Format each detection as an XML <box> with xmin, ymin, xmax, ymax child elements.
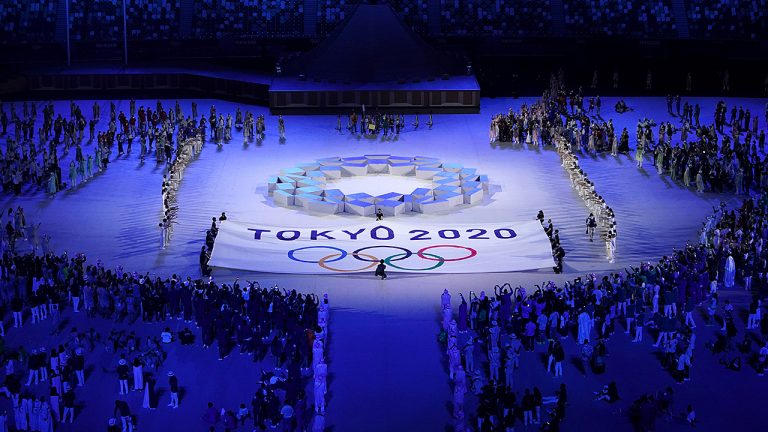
<box><xmin>417</xmin><ymin>245</ymin><xmax>477</xmax><ymax>262</ymax></box>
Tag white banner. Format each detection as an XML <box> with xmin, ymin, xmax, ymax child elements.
<box><xmin>208</xmin><ymin>220</ymin><xmax>555</xmax><ymax>274</ymax></box>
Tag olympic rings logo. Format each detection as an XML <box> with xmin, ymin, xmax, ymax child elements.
<box><xmin>287</xmin><ymin>245</ymin><xmax>478</xmax><ymax>272</ymax></box>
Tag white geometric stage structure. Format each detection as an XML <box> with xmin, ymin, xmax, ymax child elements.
<box><xmin>267</xmin><ymin>155</ymin><xmax>489</xmax><ymax>217</ymax></box>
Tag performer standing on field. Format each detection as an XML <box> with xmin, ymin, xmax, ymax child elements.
<box><xmin>278</xmin><ymin>115</ymin><xmax>286</xmax><ymax>140</ymax></box>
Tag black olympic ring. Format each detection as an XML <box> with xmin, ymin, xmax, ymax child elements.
<box><xmin>352</xmin><ymin>246</ymin><xmax>413</xmax><ymax>262</ymax></box>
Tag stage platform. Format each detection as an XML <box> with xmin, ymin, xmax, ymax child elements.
<box><xmin>269</xmin><ymin>75</ymin><xmax>480</xmax><ymax>114</ymax></box>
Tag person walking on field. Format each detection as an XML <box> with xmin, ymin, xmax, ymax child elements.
<box><xmin>586</xmin><ymin>213</ymin><xmax>597</xmax><ymax>242</ymax></box>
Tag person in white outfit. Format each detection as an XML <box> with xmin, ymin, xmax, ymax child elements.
<box><xmin>724</xmin><ymin>255</ymin><xmax>736</xmax><ymax>288</ymax></box>
<box><xmin>577</xmin><ymin>310</ymin><xmax>592</xmax><ymax>344</ymax></box>
<box><xmin>313</xmin><ymin>362</ymin><xmax>327</xmax><ymax>415</ymax></box>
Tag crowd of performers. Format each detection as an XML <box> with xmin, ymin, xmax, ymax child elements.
<box><xmin>490</xmin><ymin>81</ymin><xmax>768</xmax><ymax>196</ymax></box>
<box><xmin>0</xmin><ymin>99</ymin><xmax>285</xmax><ymax>199</ymax></box>
<box><xmin>337</xmin><ymin>110</ymin><xmax>433</xmax><ymax>135</ymax></box>
<box><xmin>489</xmin><ymin>77</ymin><xmax>768</xmax><ymax>270</ymax></box>
<box><xmin>494</xmin><ymin>98</ymin><xmax>618</xmax><ymax>267</ymax></box>
<box><xmin>0</xmin><ymin>223</ymin><xmax>331</xmax><ymax>430</ymax></box>
<box><xmin>0</xmin><ymin>101</ymin><xmax>100</xmax><ymax>196</ymax></box>
<box><xmin>440</xmin><ymin>191</ymin><xmax>768</xmax><ymax>431</ymax></box>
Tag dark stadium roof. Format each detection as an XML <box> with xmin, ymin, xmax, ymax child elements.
<box><xmin>285</xmin><ymin>4</ymin><xmax>458</xmax><ymax>83</ymax></box>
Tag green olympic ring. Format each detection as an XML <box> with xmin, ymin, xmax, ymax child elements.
<box><xmin>384</xmin><ymin>252</ymin><xmax>445</xmax><ymax>271</ymax></box>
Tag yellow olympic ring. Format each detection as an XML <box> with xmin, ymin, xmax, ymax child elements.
<box><xmin>318</xmin><ymin>253</ymin><xmax>379</xmax><ymax>272</ymax></box>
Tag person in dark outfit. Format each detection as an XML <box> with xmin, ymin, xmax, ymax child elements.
<box><xmin>114</xmin><ymin>399</ymin><xmax>133</xmax><ymax>431</ymax></box>
<box><xmin>375</xmin><ymin>259</ymin><xmax>387</xmax><ymax>280</ymax></box>
<box><xmin>200</xmin><ymin>246</ymin><xmax>211</xmax><ymax>277</ymax></box>
<box><xmin>168</xmin><ymin>371</ymin><xmax>179</xmax><ymax>408</ymax></box>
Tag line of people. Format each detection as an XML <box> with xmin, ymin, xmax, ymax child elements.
<box><xmin>554</xmin><ymin>132</ymin><xmax>617</xmax><ymax>263</ymax></box>
<box><xmin>536</xmin><ymin>211</ymin><xmax>567</xmax><ymax>273</ymax></box>
<box><xmin>159</xmin><ymin>135</ymin><xmax>203</xmax><ymax>248</ymax></box>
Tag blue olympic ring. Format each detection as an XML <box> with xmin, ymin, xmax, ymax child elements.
<box><xmin>288</xmin><ymin>246</ymin><xmax>347</xmax><ymax>263</ymax></box>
